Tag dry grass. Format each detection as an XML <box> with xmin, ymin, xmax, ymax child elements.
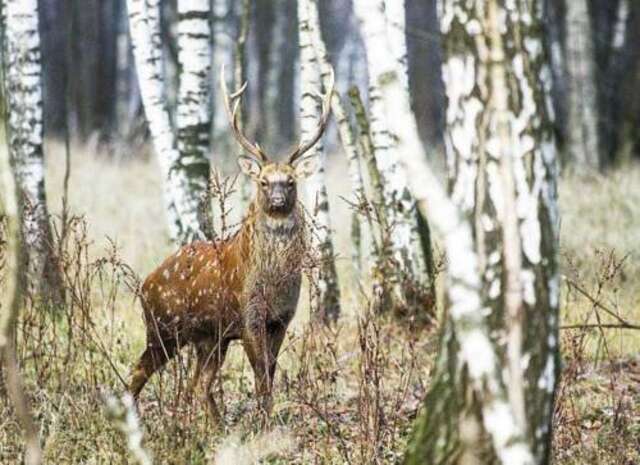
<box><xmin>554</xmin><ymin>166</ymin><xmax>640</xmax><ymax>464</ymax></box>
<box><xmin>1</xmin><ymin>142</ymin><xmax>639</xmax><ymax>463</ymax></box>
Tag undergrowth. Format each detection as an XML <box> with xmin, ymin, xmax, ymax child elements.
<box><xmin>1</xmin><ymin>150</ymin><xmax>639</xmax><ymax>463</ymax></box>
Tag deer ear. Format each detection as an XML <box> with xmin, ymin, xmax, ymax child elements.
<box><xmin>238</xmin><ymin>156</ymin><xmax>261</xmax><ymax>179</ymax></box>
<box><xmin>293</xmin><ymin>156</ymin><xmax>318</xmax><ymax>179</ymax></box>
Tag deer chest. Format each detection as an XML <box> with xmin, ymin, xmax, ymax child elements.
<box><xmin>242</xmin><ymin>230</ymin><xmax>305</xmax><ymax>325</ymax></box>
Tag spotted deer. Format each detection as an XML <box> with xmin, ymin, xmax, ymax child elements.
<box><xmin>128</xmin><ymin>66</ymin><xmax>334</xmax><ymax>420</ymax></box>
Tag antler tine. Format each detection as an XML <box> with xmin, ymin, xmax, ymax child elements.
<box><xmin>220</xmin><ymin>64</ymin><xmax>267</xmax><ymax>162</ymax></box>
<box><xmin>288</xmin><ymin>68</ymin><xmax>335</xmax><ymax>165</ymax></box>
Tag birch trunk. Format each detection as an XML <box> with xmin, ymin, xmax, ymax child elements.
<box><xmin>406</xmin><ymin>0</ymin><xmax>561</xmax><ymax>463</ymax></box>
<box><xmin>2</xmin><ymin>0</ymin><xmax>63</xmax><ymax>303</ymax></box>
<box><xmin>353</xmin><ymin>0</ymin><xmax>435</xmax><ymax>320</ymax></box>
<box><xmin>127</xmin><ymin>0</ymin><xmax>209</xmax><ymax>243</ymax></box>
<box><xmin>361</xmin><ymin>1</ymin><xmax>535</xmax><ymax>460</ymax></box>
<box><xmin>352</xmin><ymin>0</ymin><xmax>416</xmax><ymax>277</ymax></box>
<box><xmin>565</xmin><ymin>0</ymin><xmax>601</xmax><ymax>170</ymax></box>
<box><xmin>306</xmin><ymin>0</ymin><xmax>365</xmax><ymax>275</ymax></box>
<box><xmin>383</xmin><ymin>0</ymin><xmax>435</xmax><ymax>285</ymax></box>
<box><xmin>0</xmin><ymin>108</ymin><xmax>42</xmax><ymax>465</ymax></box>
<box><xmin>298</xmin><ymin>0</ymin><xmax>341</xmax><ymax>323</ymax></box>
<box><xmin>176</xmin><ymin>0</ymin><xmax>211</xmax><ymax>200</ymax></box>
<box><xmin>384</xmin><ymin>0</ymin><xmax>409</xmax><ymax>90</ymax></box>
<box><xmin>349</xmin><ymin>86</ymin><xmax>386</xmax><ymax>271</ymax></box>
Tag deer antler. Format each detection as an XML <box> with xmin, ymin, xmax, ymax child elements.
<box><xmin>220</xmin><ymin>64</ymin><xmax>268</xmax><ymax>163</ymax></box>
<box><xmin>287</xmin><ymin>68</ymin><xmax>335</xmax><ymax>165</ymax></box>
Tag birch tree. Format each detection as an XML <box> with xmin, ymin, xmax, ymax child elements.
<box><xmin>383</xmin><ymin>0</ymin><xmax>436</xmax><ymax>288</ymax></box>
<box><xmin>0</xmin><ymin>28</ymin><xmax>42</xmax><ymax>463</ymax></box>
<box><xmin>298</xmin><ymin>0</ymin><xmax>341</xmax><ymax>322</ymax></box>
<box><xmin>353</xmin><ymin>0</ymin><xmax>435</xmax><ymax>319</ymax></box>
<box><xmin>565</xmin><ymin>0</ymin><xmax>601</xmax><ymax>170</ymax></box>
<box><xmin>405</xmin><ymin>0</ymin><xmax>560</xmax><ymax>463</ymax></box>
<box><xmin>1</xmin><ymin>0</ymin><xmax>63</xmax><ymax>303</ymax></box>
<box><xmin>176</xmin><ymin>0</ymin><xmax>211</xmax><ymax>172</ymax></box>
<box><xmin>305</xmin><ymin>0</ymin><xmax>366</xmax><ymax>274</ymax></box>
<box><xmin>127</xmin><ymin>0</ymin><xmax>210</xmax><ymax>243</ymax></box>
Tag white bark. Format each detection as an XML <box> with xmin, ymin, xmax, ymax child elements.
<box><xmin>565</xmin><ymin>0</ymin><xmax>601</xmax><ymax>169</ymax></box>
<box><xmin>306</xmin><ymin>0</ymin><xmax>365</xmax><ymax>272</ymax></box>
<box><xmin>2</xmin><ymin>0</ymin><xmax>61</xmax><ymax>299</ymax></box>
<box><xmin>353</xmin><ymin>0</ymin><xmax>423</xmax><ymax>280</ymax></box>
<box><xmin>176</xmin><ymin>0</ymin><xmax>212</xmax><ymax>159</ymax></box>
<box><xmin>0</xmin><ymin>148</ymin><xmax>42</xmax><ymax>465</ymax></box>
<box><xmin>383</xmin><ymin>0</ymin><xmax>409</xmax><ymax>91</ymax></box>
<box><xmin>298</xmin><ymin>0</ymin><xmax>341</xmax><ymax>322</ymax></box>
<box><xmin>487</xmin><ymin>0</ymin><xmax>527</xmax><ymax>434</ymax></box>
<box><xmin>127</xmin><ymin>0</ymin><xmax>207</xmax><ymax>242</ymax></box>
<box><xmin>432</xmin><ymin>1</ymin><xmax>559</xmax><ymax>462</ymax></box>
<box><xmin>368</xmin><ymin>2</ymin><xmax>533</xmax><ymax>461</ymax></box>
<box><xmin>0</xmin><ymin>6</ymin><xmax>44</xmax><ymax>462</ymax></box>
<box><xmin>382</xmin><ymin>0</ymin><xmax>429</xmax><ymax>279</ymax></box>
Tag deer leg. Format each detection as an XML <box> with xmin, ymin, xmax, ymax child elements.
<box><xmin>200</xmin><ymin>339</ymin><xmax>229</xmax><ymax>423</ymax></box>
<box><xmin>267</xmin><ymin>324</ymin><xmax>287</xmax><ymax>387</ymax></box>
<box><xmin>186</xmin><ymin>343</ymin><xmax>208</xmax><ymax>403</ymax></box>
<box><xmin>128</xmin><ymin>340</ymin><xmax>177</xmax><ymax>401</ymax></box>
<box><xmin>243</xmin><ymin>324</ymin><xmax>285</xmax><ymax>417</ymax></box>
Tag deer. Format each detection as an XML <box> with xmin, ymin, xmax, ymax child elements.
<box><xmin>128</xmin><ymin>66</ymin><xmax>334</xmax><ymax>421</ymax></box>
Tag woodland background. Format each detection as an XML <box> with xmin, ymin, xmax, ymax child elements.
<box><xmin>35</xmin><ymin>0</ymin><xmax>640</xmax><ymax>166</ymax></box>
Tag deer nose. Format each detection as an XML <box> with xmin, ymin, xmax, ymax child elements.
<box><xmin>272</xmin><ymin>195</ymin><xmax>286</xmax><ymax>206</ymax></box>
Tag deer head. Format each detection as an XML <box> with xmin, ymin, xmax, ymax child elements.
<box><xmin>220</xmin><ymin>65</ymin><xmax>333</xmax><ymax>216</ymax></box>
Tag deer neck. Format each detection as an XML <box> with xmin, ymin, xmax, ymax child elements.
<box><xmin>257</xmin><ymin>208</ymin><xmax>300</xmax><ymax>237</ymax></box>
<box><xmin>243</xmin><ymin>201</ymin><xmax>305</xmax><ymax>259</ymax></box>
<box><xmin>236</xmin><ymin>201</ymin><xmax>304</xmax><ymax>255</ymax></box>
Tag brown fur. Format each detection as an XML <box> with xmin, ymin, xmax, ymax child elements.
<box><xmin>128</xmin><ymin>164</ymin><xmax>308</xmax><ymax>420</ymax></box>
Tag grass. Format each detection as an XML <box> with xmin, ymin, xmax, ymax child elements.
<box><xmin>1</xmin><ymin>142</ymin><xmax>639</xmax><ymax>464</ymax></box>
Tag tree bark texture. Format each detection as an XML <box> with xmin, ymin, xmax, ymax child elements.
<box><xmin>565</xmin><ymin>0</ymin><xmax>601</xmax><ymax>169</ymax></box>
<box><xmin>127</xmin><ymin>0</ymin><xmax>210</xmax><ymax>243</ymax></box>
<box><xmin>406</xmin><ymin>0</ymin><xmax>561</xmax><ymax>463</ymax></box>
<box><xmin>306</xmin><ymin>0</ymin><xmax>365</xmax><ymax>275</ymax></box>
<box><xmin>298</xmin><ymin>0</ymin><xmax>341</xmax><ymax>323</ymax></box>
<box><xmin>176</xmin><ymin>0</ymin><xmax>211</xmax><ymax>201</ymax></box>
<box><xmin>2</xmin><ymin>0</ymin><xmax>63</xmax><ymax>303</ymax></box>
<box><xmin>353</xmin><ymin>0</ymin><xmax>436</xmax><ymax>321</ymax></box>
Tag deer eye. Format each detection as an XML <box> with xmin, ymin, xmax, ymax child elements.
<box><xmin>287</xmin><ymin>178</ymin><xmax>294</xmax><ymax>186</ymax></box>
<box><xmin>260</xmin><ymin>179</ymin><xmax>268</xmax><ymax>188</ymax></box>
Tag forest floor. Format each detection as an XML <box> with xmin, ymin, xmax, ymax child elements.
<box><xmin>1</xmin><ymin>144</ymin><xmax>639</xmax><ymax>464</ymax></box>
